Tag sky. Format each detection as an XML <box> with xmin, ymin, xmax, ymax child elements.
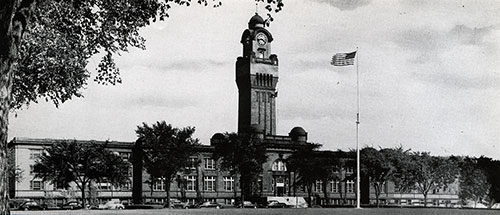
<box><xmin>9</xmin><ymin>0</ymin><xmax>500</xmax><ymax>159</ymax></box>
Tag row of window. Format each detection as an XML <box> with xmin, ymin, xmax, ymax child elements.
<box><xmin>28</xmin><ymin>149</ymin><xmax>131</xmax><ymax>161</ymax></box>
<box><xmin>186</xmin><ymin>158</ymin><xmax>216</xmax><ymax>170</ymax></box>
<box><xmin>314</xmin><ymin>180</ymin><xmax>355</xmax><ymax>193</ymax></box>
<box><xmin>28</xmin><ymin>180</ymin><xmax>132</xmax><ymax>191</ymax></box>
<box><xmin>153</xmin><ymin>176</ymin><xmax>234</xmax><ymax>192</ymax></box>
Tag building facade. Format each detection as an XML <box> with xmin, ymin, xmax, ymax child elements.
<box><xmin>8</xmin><ymin>13</ymin><xmax>460</xmax><ymax>208</ymax></box>
<box><xmin>8</xmin><ymin>138</ymin><xmax>134</xmax><ymax>207</ymax></box>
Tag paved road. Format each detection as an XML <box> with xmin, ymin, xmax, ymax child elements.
<box><xmin>10</xmin><ymin>208</ymin><xmax>500</xmax><ymax>215</ymax></box>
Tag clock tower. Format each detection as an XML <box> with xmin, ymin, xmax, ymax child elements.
<box><xmin>236</xmin><ymin>13</ymin><xmax>279</xmax><ymax>135</ymax></box>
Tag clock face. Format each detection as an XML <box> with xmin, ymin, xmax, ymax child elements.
<box><xmin>256</xmin><ymin>33</ymin><xmax>267</xmax><ymax>46</ymax></box>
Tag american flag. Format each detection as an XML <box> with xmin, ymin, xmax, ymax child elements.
<box><xmin>331</xmin><ymin>51</ymin><xmax>356</xmax><ymax>66</ymax></box>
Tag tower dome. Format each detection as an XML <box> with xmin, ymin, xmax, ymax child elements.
<box><xmin>289</xmin><ymin>127</ymin><xmax>308</xmax><ymax>142</ymax></box>
<box><xmin>210</xmin><ymin>133</ymin><xmax>226</xmax><ymax>146</ymax></box>
<box><xmin>248</xmin><ymin>13</ymin><xmax>265</xmax><ymax>29</ymax></box>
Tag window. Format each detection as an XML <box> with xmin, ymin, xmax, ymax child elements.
<box><xmin>119</xmin><ymin>152</ymin><xmax>130</xmax><ymax>161</ymax></box>
<box><xmin>29</xmin><ymin>149</ymin><xmax>42</xmax><ymax>160</ymax></box>
<box><xmin>223</xmin><ymin>177</ymin><xmax>234</xmax><ymax>191</ymax></box>
<box><xmin>30</xmin><ymin>181</ymin><xmax>44</xmax><ymax>191</ymax></box>
<box><xmin>394</xmin><ymin>183</ymin><xmax>400</xmax><ymax>192</ymax></box>
<box><xmin>346</xmin><ymin>180</ymin><xmax>354</xmax><ymax>193</ymax></box>
<box><xmin>97</xmin><ymin>181</ymin><xmax>111</xmax><ymax>190</ymax></box>
<box><xmin>186</xmin><ymin>176</ymin><xmax>196</xmax><ymax>191</ymax></box>
<box><xmin>186</xmin><ymin>158</ymin><xmax>197</xmax><ymax>169</ymax></box>
<box><xmin>330</xmin><ymin>180</ymin><xmax>339</xmax><ymax>193</ymax></box>
<box><xmin>315</xmin><ymin>180</ymin><xmax>323</xmax><ymax>192</ymax></box>
<box><xmin>119</xmin><ymin>181</ymin><xmax>132</xmax><ymax>191</ymax></box>
<box><xmin>271</xmin><ymin>160</ymin><xmax>287</xmax><ymax>171</ymax></box>
<box><xmin>204</xmin><ymin>158</ymin><xmax>215</xmax><ymax>170</ymax></box>
<box><xmin>346</xmin><ymin>167</ymin><xmax>354</xmax><ymax>174</ymax></box>
<box><xmin>204</xmin><ymin>176</ymin><xmax>216</xmax><ymax>191</ymax></box>
<box><xmin>153</xmin><ymin>178</ymin><xmax>165</xmax><ymax>191</ymax></box>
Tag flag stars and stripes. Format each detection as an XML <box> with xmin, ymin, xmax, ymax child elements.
<box><xmin>331</xmin><ymin>51</ymin><xmax>356</xmax><ymax>66</ymax></box>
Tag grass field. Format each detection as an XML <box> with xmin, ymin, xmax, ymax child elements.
<box><xmin>10</xmin><ymin>208</ymin><xmax>500</xmax><ymax>215</ymax></box>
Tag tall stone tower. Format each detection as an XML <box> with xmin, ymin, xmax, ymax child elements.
<box><xmin>236</xmin><ymin>13</ymin><xmax>279</xmax><ymax>135</ymax></box>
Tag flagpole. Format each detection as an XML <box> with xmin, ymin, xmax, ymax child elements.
<box><xmin>355</xmin><ymin>47</ymin><xmax>361</xmax><ymax>209</ymax></box>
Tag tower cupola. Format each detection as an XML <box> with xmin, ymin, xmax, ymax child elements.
<box><xmin>248</xmin><ymin>13</ymin><xmax>265</xmax><ymax>29</ymax></box>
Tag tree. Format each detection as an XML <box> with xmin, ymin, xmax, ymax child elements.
<box><xmin>408</xmin><ymin>152</ymin><xmax>459</xmax><ymax>207</ymax></box>
<box><xmin>383</xmin><ymin>147</ymin><xmax>416</xmax><ymax>198</ymax></box>
<box><xmin>477</xmin><ymin>156</ymin><xmax>500</xmax><ymax>206</ymax></box>
<box><xmin>458</xmin><ymin>156</ymin><xmax>490</xmax><ymax>208</ymax></box>
<box><xmin>212</xmin><ymin>132</ymin><xmax>267</xmax><ymax>206</ymax></box>
<box><xmin>136</xmin><ymin>121</ymin><xmax>199</xmax><ymax>208</ymax></box>
<box><xmin>33</xmin><ymin>140</ymin><xmax>130</xmax><ymax>207</ymax></box>
<box><xmin>315</xmin><ymin>151</ymin><xmax>341</xmax><ymax>206</ymax></box>
<box><xmin>0</xmin><ymin>1</ymin><xmax>284</xmax><ymax>213</ymax></box>
<box><xmin>286</xmin><ymin>143</ymin><xmax>323</xmax><ymax>204</ymax></box>
<box><xmin>360</xmin><ymin>147</ymin><xmax>394</xmax><ymax>207</ymax></box>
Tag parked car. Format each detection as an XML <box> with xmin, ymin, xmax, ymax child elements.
<box><xmin>18</xmin><ymin>201</ymin><xmax>47</xmax><ymax>210</ymax></box>
<box><xmin>61</xmin><ymin>201</ymin><xmax>82</xmax><ymax>210</ymax></box>
<box><xmin>199</xmin><ymin>201</ymin><xmax>223</xmax><ymax>209</ymax></box>
<box><xmin>267</xmin><ymin>200</ymin><xmax>287</xmax><ymax>208</ymax></box>
<box><xmin>98</xmin><ymin>200</ymin><xmax>125</xmax><ymax>210</ymax></box>
<box><xmin>237</xmin><ymin>201</ymin><xmax>257</xmax><ymax>208</ymax></box>
<box><xmin>167</xmin><ymin>199</ymin><xmax>196</xmax><ymax>209</ymax></box>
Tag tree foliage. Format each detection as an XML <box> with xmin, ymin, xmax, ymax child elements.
<box><xmin>458</xmin><ymin>156</ymin><xmax>490</xmax><ymax>206</ymax></box>
<box><xmin>360</xmin><ymin>147</ymin><xmax>394</xmax><ymax>207</ymax></box>
<box><xmin>477</xmin><ymin>156</ymin><xmax>500</xmax><ymax>206</ymax></box>
<box><xmin>136</xmin><ymin>121</ymin><xmax>199</xmax><ymax>207</ymax></box>
<box><xmin>286</xmin><ymin>143</ymin><xmax>342</xmax><ymax>204</ymax></box>
<box><xmin>212</xmin><ymin>132</ymin><xmax>267</xmax><ymax>204</ymax></box>
<box><xmin>10</xmin><ymin>0</ymin><xmax>284</xmax><ymax>109</ymax></box>
<box><xmin>33</xmin><ymin>140</ymin><xmax>130</xmax><ymax>206</ymax></box>
<box><xmin>408</xmin><ymin>152</ymin><xmax>459</xmax><ymax>207</ymax></box>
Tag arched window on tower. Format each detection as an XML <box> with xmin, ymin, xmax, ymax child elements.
<box><xmin>257</xmin><ymin>48</ymin><xmax>266</xmax><ymax>59</ymax></box>
<box><xmin>271</xmin><ymin>160</ymin><xmax>287</xmax><ymax>171</ymax></box>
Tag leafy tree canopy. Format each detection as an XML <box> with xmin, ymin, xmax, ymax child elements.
<box><xmin>212</xmin><ymin>132</ymin><xmax>267</xmax><ymax>202</ymax></box>
<box><xmin>33</xmin><ymin>140</ymin><xmax>130</xmax><ymax>206</ymax></box>
<box><xmin>10</xmin><ymin>0</ymin><xmax>284</xmax><ymax>110</ymax></box>
<box><xmin>135</xmin><ymin>121</ymin><xmax>199</xmax><ymax>206</ymax></box>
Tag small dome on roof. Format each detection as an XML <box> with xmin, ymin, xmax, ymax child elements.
<box><xmin>289</xmin><ymin>127</ymin><xmax>307</xmax><ymax>136</ymax></box>
<box><xmin>248</xmin><ymin>13</ymin><xmax>265</xmax><ymax>29</ymax></box>
<box><xmin>289</xmin><ymin>127</ymin><xmax>308</xmax><ymax>142</ymax></box>
<box><xmin>210</xmin><ymin>133</ymin><xmax>226</xmax><ymax>146</ymax></box>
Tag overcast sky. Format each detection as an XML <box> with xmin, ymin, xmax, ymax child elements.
<box><xmin>9</xmin><ymin>0</ymin><xmax>500</xmax><ymax>159</ymax></box>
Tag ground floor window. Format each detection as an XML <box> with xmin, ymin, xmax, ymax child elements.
<box><xmin>315</xmin><ymin>180</ymin><xmax>323</xmax><ymax>193</ymax></box>
<box><xmin>346</xmin><ymin>180</ymin><xmax>354</xmax><ymax>193</ymax></box>
<box><xmin>186</xmin><ymin>176</ymin><xmax>196</xmax><ymax>191</ymax></box>
<box><xmin>204</xmin><ymin>176</ymin><xmax>216</xmax><ymax>191</ymax></box>
<box><xmin>153</xmin><ymin>178</ymin><xmax>165</xmax><ymax>191</ymax></box>
<box><xmin>30</xmin><ymin>180</ymin><xmax>44</xmax><ymax>191</ymax></box>
<box><xmin>330</xmin><ymin>180</ymin><xmax>339</xmax><ymax>193</ymax></box>
<box><xmin>223</xmin><ymin>176</ymin><xmax>234</xmax><ymax>191</ymax></box>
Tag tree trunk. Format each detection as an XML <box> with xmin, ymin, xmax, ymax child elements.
<box><xmin>306</xmin><ymin>184</ymin><xmax>312</xmax><ymax>205</ymax></box>
<box><xmin>374</xmin><ymin>183</ymin><xmax>380</xmax><ymax>207</ymax></box>
<box><xmin>165</xmin><ymin>180</ymin><xmax>171</xmax><ymax>208</ymax></box>
<box><xmin>322</xmin><ymin>179</ymin><xmax>328</xmax><ymax>206</ymax></box>
<box><xmin>1</xmin><ymin>1</ymin><xmax>35</xmax><ymax>214</ymax></box>
<box><xmin>338</xmin><ymin>181</ymin><xmax>343</xmax><ymax>205</ymax></box>
<box><xmin>81</xmin><ymin>183</ymin><xmax>86</xmax><ymax>207</ymax></box>
<box><xmin>240</xmin><ymin>180</ymin><xmax>245</xmax><ymax>208</ymax></box>
<box><xmin>423</xmin><ymin>192</ymin><xmax>427</xmax><ymax>207</ymax></box>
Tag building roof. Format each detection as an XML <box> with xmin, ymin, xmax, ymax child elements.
<box><xmin>8</xmin><ymin>137</ymin><xmax>134</xmax><ymax>149</ymax></box>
